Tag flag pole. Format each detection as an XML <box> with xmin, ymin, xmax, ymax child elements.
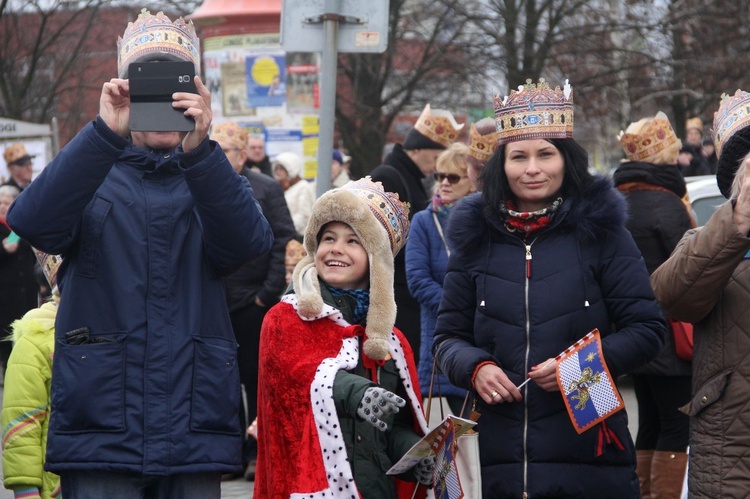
<box><xmin>516</xmin><ymin>357</ymin><xmax>557</xmax><ymax>389</ymax></box>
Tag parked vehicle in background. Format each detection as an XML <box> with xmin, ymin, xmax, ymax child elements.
<box><xmin>686</xmin><ymin>175</ymin><xmax>723</xmax><ymax>227</ymax></box>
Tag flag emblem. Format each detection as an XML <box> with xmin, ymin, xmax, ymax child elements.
<box><xmin>432</xmin><ymin>419</ymin><xmax>464</xmax><ymax>499</ymax></box>
<box><xmin>556</xmin><ymin>329</ymin><xmax>624</xmax><ymax>434</ymax></box>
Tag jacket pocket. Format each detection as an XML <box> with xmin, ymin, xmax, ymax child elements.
<box><xmin>76</xmin><ymin>195</ymin><xmax>112</xmax><ymax>278</ymax></box>
<box><xmin>52</xmin><ymin>333</ymin><xmax>126</xmax><ymax>433</ymax></box>
<box><xmin>683</xmin><ymin>369</ymin><xmax>732</xmax><ymax>417</ymax></box>
<box><xmin>190</xmin><ymin>336</ymin><xmax>241</xmax><ymax>434</ymax></box>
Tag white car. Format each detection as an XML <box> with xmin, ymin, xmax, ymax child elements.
<box><xmin>685</xmin><ymin>175</ymin><xmax>724</xmax><ymax>227</ymax></box>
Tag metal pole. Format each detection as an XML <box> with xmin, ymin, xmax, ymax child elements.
<box><xmin>315</xmin><ymin>0</ymin><xmax>340</xmax><ymax>199</ymax></box>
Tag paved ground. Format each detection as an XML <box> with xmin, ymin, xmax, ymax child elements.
<box><xmin>0</xmin><ymin>378</ymin><xmax>637</xmax><ymax>498</ymax></box>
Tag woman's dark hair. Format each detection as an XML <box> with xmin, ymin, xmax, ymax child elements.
<box><xmin>480</xmin><ymin>138</ymin><xmax>594</xmax><ymax>220</ymax></box>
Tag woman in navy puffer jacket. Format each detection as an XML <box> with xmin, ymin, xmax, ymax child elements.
<box><xmin>433</xmin><ymin>79</ymin><xmax>665</xmax><ymax>498</ymax></box>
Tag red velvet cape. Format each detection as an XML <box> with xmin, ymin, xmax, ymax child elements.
<box><xmin>254</xmin><ymin>298</ymin><xmax>428</xmax><ymax>498</ymax></box>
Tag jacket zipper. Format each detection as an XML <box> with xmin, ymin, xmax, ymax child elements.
<box><xmin>522</xmin><ymin>238</ymin><xmax>537</xmax><ymax>499</ymax></box>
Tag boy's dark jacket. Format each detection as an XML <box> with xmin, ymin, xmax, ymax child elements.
<box><xmin>7</xmin><ymin>118</ymin><xmax>273</xmax><ymax>474</ymax></box>
<box><xmin>434</xmin><ymin>177</ymin><xmax>666</xmax><ymax>498</ymax></box>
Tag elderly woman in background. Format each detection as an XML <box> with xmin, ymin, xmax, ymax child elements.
<box><xmin>272</xmin><ymin>152</ymin><xmax>315</xmax><ymax>237</ymax></box>
<box><xmin>613</xmin><ymin>112</ymin><xmax>693</xmax><ymax>498</ymax></box>
<box><xmin>433</xmin><ymin>79</ymin><xmax>665</xmax><ymax>498</ymax></box>
<box><xmin>652</xmin><ymin>89</ymin><xmax>750</xmax><ymax>498</ymax></box>
<box><xmin>405</xmin><ymin>142</ymin><xmax>475</xmax><ymax>420</ymax></box>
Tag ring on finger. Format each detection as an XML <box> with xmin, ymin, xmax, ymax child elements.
<box><xmin>491</xmin><ymin>390</ymin><xmax>499</xmax><ymax>399</ymax></box>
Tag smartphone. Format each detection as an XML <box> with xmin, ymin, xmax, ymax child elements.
<box><xmin>128</xmin><ymin>61</ymin><xmax>197</xmax><ymax>132</ymax></box>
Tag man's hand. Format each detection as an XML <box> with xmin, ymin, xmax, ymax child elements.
<box><xmin>173</xmin><ymin>75</ymin><xmax>212</xmax><ymax>153</ymax></box>
<box><xmin>356</xmin><ymin>386</ymin><xmax>405</xmax><ymax>432</ymax></box>
<box><xmin>100</xmin><ymin>78</ymin><xmax>131</xmax><ymax>137</ymax></box>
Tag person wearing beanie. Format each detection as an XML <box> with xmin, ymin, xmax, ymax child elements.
<box><xmin>272</xmin><ymin>151</ymin><xmax>315</xmax><ymax>237</ymax></box>
<box><xmin>255</xmin><ymin>178</ymin><xmax>434</xmax><ymax>498</ymax></box>
<box><xmin>652</xmin><ymin>89</ymin><xmax>750</xmax><ymax>498</ymax></box>
<box><xmin>466</xmin><ymin>118</ymin><xmax>498</xmax><ymax>191</ymax></box>
<box><xmin>211</xmin><ymin>121</ymin><xmax>296</xmax><ymax>481</ymax></box>
<box><xmin>433</xmin><ymin>78</ymin><xmax>665</xmax><ymax>497</ymax></box>
<box><xmin>1</xmin><ymin>251</ymin><xmax>62</xmax><ymax>499</ymax></box>
<box><xmin>370</xmin><ymin>104</ymin><xmax>463</xmax><ymax>366</ymax></box>
<box><xmin>613</xmin><ymin>112</ymin><xmax>693</xmax><ymax>498</ymax></box>
<box><xmin>5</xmin><ymin>8</ymin><xmax>273</xmax><ymax>496</ymax></box>
<box><xmin>331</xmin><ymin>149</ymin><xmax>351</xmax><ymax>188</ymax></box>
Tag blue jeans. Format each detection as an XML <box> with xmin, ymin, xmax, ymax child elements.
<box><xmin>60</xmin><ymin>471</ymin><xmax>222</xmax><ymax>499</ymax></box>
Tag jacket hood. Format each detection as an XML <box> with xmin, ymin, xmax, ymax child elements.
<box><xmin>449</xmin><ymin>176</ymin><xmax>626</xmax><ymax>252</ymax></box>
<box><xmin>613</xmin><ymin>161</ymin><xmax>687</xmax><ymax>198</ymax></box>
<box><xmin>10</xmin><ymin>300</ymin><xmax>58</xmax><ymax>344</ymax></box>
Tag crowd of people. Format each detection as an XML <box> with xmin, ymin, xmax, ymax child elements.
<box><xmin>3</xmin><ymin>7</ymin><xmax>750</xmax><ymax>499</ymax></box>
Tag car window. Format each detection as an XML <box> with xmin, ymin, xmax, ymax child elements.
<box><xmin>692</xmin><ymin>196</ymin><xmax>725</xmax><ymax>226</ymax></box>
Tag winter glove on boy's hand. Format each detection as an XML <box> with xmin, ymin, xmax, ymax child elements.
<box><xmin>356</xmin><ymin>387</ymin><xmax>406</xmax><ymax>431</ymax></box>
<box><xmin>413</xmin><ymin>455</ymin><xmax>436</xmax><ymax>487</ymax></box>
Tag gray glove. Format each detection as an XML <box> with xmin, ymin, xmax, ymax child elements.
<box><xmin>356</xmin><ymin>386</ymin><xmax>406</xmax><ymax>431</ymax></box>
<box><xmin>413</xmin><ymin>455</ymin><xmax>436</xmax><ymax>487</ymax></box>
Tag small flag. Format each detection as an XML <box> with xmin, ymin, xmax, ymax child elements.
<box><xmin>431</xmin><ymin>418</ymin><xmax>464</xmax><ymax>499</ymax></box>
<box><xmin>555</xmin><ymin>329</ymin><xmax>624</xmax><ymax>434</ymax></box>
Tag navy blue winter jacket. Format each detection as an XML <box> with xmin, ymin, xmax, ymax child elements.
<box><xmin>7</xmin><ymin>118</ymin><xmax>273</xmax><ymax>475</ymax></box>
<box><xmin>434</xmin><ymin>177</ymin><xmax>665</xmax><ymax>498</ymax></box>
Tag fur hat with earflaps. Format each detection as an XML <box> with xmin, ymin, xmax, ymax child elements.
<box><xmin>292</xmin><ymin>177</ymin><xmax>410</xmax><ymax>361</ymax></box>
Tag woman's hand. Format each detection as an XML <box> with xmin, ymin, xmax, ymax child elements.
<box><xmin>174</xmin><ymin>75</ymin><xmax>212</xmax><ymax>153</ymax></box>
<box><xmin>474</xmin><ymin>363</ymin><xmax>522</xmax><ymax>404</ymax></box>
<box><xmin>527</xmin><ymin>358</ymin><xmax>559</xmax><ymax>391</ymax></box>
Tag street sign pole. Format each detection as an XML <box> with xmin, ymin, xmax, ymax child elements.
<box><xmin>315</xmin><ymin>0</ymin><xmax>340</xmax><ymax>198</ymax></box>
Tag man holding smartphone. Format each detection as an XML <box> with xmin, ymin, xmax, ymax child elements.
<box><xmin>6</xmin><ymin>9</ymin><xmax>273</xmax><ymax>498</ymax></box>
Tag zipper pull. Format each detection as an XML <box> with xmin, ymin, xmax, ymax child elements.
<box><xmin>525</xmin><ymin>244</ymin><xmax>532</xmax><ymax>278</ymax></box>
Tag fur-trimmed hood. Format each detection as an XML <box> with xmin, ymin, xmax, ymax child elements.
<box><xmin>449</xmin><ymin>176</ymin><xmax>626</xmax><ymax>252</ymax></box>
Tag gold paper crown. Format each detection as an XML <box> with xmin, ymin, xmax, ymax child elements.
<box><xmin>211</xmin><ymin>122</ymin><xmax>248</xmax><ymax>151</ymax></box>
<box><xmin>414</xmin><ymin>104</ymin><xmax>464</xmax><ymax>148</ymax></box>
<box><xmin>285</xmin><ymin>239</ymin><xmax>306</xmax><ymax>268</ymax></box>
<box><xmin>618</xmin><ymin>112</ymin><xmax>680</xmax><ymax>163</ymax></box>
<box><xmin>117</xmin><ymin>9</ymin><xmax>201</xmax><ymax>78</ymax></box>
<box><xmin>493</xmin><ymin>78</ymin><xmax>574</xmax><ymax>145</ymax></box>
<box><xmin>467</xmin><ymin>123</ymin><xmax>498</xmax><ymax>162</ymax></box>
<box><xmin>712</xmin><ymin>89</ymin><xmax>750</xmax><ymax>160</ymax></box>
<box><xmin>343</xmin><ymin>178</ymin><xmax>411</xmax><ymax>256</ymax></box>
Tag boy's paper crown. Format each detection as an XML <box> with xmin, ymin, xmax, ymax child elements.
<box><xmin>493</xmin><ymin>78</ymin><xmax>574</xmax><ymax>146</ymax></box>
<box><xmin>117</xmin><ymin>8</ymin><xmax>201</xmax><ymax>79</ymax></box>
<box><xmin>713</xmin><ymin>89</ymin><xmax>750</xmax><ymax>197</ymax></box>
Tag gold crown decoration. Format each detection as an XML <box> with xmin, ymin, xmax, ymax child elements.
<box><xmin>344</xmin><ymin>177</ymin><xmax>411</xmax><ymax>256</ymax></box>
<box><xmin>414</xmin><ymin>104</ymin><xmax>464</xmax><ymax>148</ymax></box>
<box><xmin>117</xmin><ymin>8</ymin><xmax>201</xmax><ymax>78</ymax></box>
<box><xmin>712</xmin><ymin>89</ymin><xmax>750</xmax><ymax>160</ymax></box>
<box><xmin>32</xmin><ymin>248</ymin><xmax>63</xmax><ymax>288</ymax></box>
<box><xmin>467</xmin><ymin>123</ymin><xmax>498</xmax><ymax>162</ymax></box>
<box><xmin>285</xmin><ymin>239</ymin><xmax>306</xmax><ymax>268</ymax></box>
<box><xmin>686</xmin><ymin>117</ymin><xmax>703</xmax><ymax>131</ymax></box>
<box><xmin>493</xmin><ymin>78</ymin><xmax>574</xmax><ymax>146</ymax></box>
<box><xmin>211</xmin><ymin>122</ymin><xmax>248</xmax><ymax>151</ymax></box>
<box><xmin>618</xmin><ymin>112</ymin><xmax>680</xmax><ymax>163</ymax></box>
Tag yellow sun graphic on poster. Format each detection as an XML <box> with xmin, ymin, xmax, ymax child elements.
<box><xmin>251</xmin><ymin>57</ymin><xmax>280</xmax><ymax>87</ymax></box>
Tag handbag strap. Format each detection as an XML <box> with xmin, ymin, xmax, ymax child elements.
<box><xmin>426</xmin><ymin>358</ymin><xmax>446</xmax><ymax>422</ymax></box>
<box><xmin>432</xmin><ymin>212</ymin><xmax>450</xmax><ymax>258</ymax></box>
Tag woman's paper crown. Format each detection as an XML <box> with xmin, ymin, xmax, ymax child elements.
<box><xmin>618</xmin><ymin>112</ymin><xmax>681</xmax><ymax>163</ymax></box>
<box><xmin>467</xmin><ymin>123</ymin><xmax>498</xmax><ymax>162</ymax></box>
<box><xmin>413</xmin><ymin>104</ymin><xmax>464</xmax><ymax>148</ymax></box>
<box><xmin>493</xmin><ymin>78</ymin><xmax>574</xmax><ymax>146</ymax></box>
<box><xmin>117</xmin><ymin>9</ymin><xmax>201</xmax><ymax>78</ymax></box>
